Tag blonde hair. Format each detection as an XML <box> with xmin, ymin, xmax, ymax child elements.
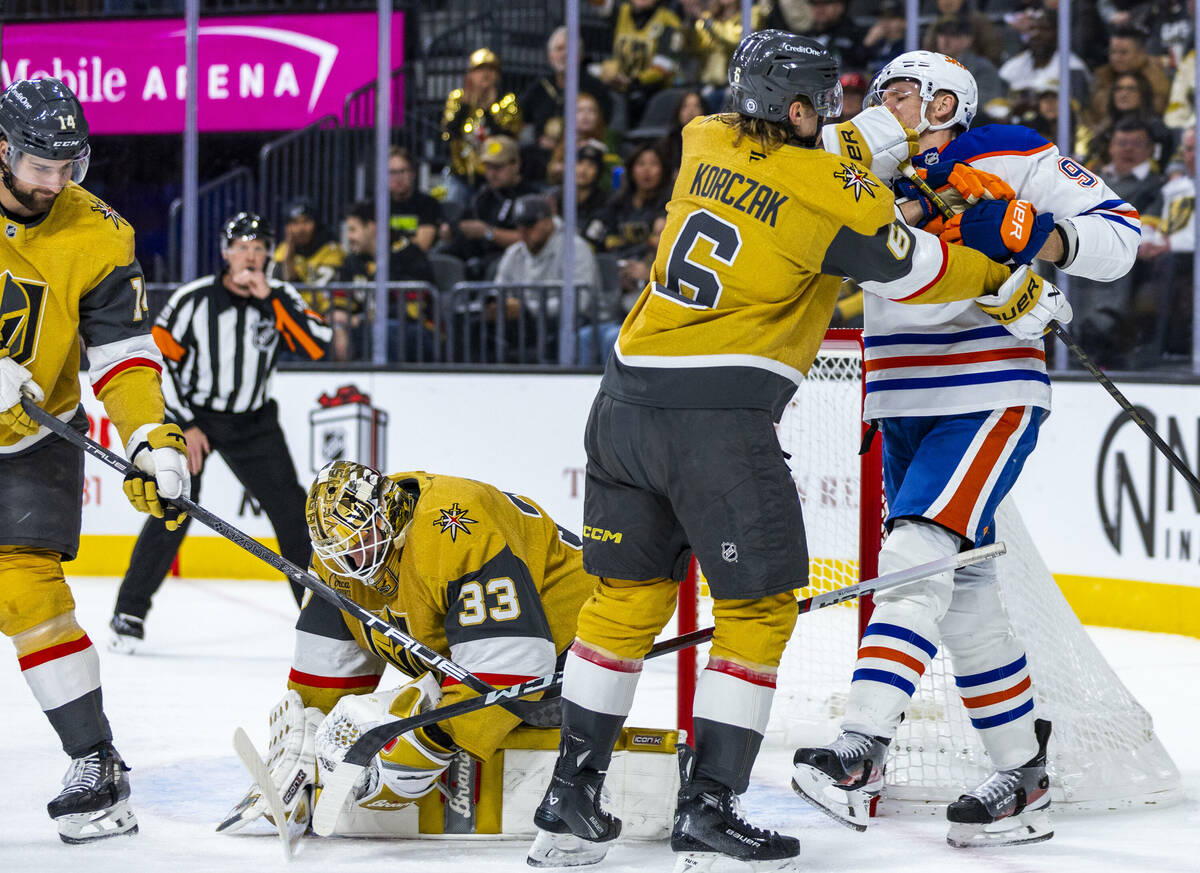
<box><xmin>717</xmin><ymin>112</ymin><xmax>795</xmax><ymax>152</ymax></box>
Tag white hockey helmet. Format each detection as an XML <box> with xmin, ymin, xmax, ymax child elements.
<box><xmin>866</xmin><ymin>50</ymin><xmax>978</xmax><ymax>133</ymax></box>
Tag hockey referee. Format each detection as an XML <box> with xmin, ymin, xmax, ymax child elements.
<box><xmin>109</xmin><ymin>212</ymin><xmax>332</xmax><ymax>651</ymax></box>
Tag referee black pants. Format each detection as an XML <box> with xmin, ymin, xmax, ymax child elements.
<box><xmin>114</xmin><ymin>400</ymin><xmax>309</xmax><ymax>619</ymax></box>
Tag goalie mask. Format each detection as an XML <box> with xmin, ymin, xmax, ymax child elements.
<box><xmin>866</xmin><ymin>51</ymin><xmax>978</xmax><ymax>134</ymax></box>
<box><xmin>306</xmin><ymin>461</ymin><xmax>416</xmax><ymax>587</ymax></box>
<box><xmin>0</xmin><ymin>78</ymin><xmax>91</xmax><ymax>196</ymax></box>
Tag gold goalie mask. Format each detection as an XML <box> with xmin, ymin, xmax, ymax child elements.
<box><xmin>306</xmin><ymin>461</ymin><xmax>415</xmax><ymax>586</ymax></box>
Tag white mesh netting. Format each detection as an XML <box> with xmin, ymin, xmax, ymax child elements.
<box><xmin>689</xmin><ymin>336</ymin><xmax>1182</xmax><ymax>811</ymax></box>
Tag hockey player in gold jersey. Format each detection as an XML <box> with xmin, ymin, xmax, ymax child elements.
<box><xmin>221</xmin><ymin>461</ymin><xmax>595</xmax><ymax>831</ymax></box>
<box><xmin>529</xmin><ymin>30</ymin><xmax>1073</xmax><ymax>872</ymax></box>
<box><xmin>0</xmin><ymin>78</ymin><xmax>188</xmax><ymax>842</ymax></box>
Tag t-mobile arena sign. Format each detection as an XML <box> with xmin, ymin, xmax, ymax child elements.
<box><xmin>1</xmin><ymin>13</ymin><xmax>404</xmax><ymax>134</ymax></box>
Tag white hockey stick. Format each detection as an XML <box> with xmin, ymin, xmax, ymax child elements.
<box><xmin>311</xmin><ymin>541</ymin><xmax>1007</xmax><ymax>836</ymax></box>
<box><xmin>232</xmin><ymin>727</ymin><xmax>294</xmax><ymax>862</ymax></box>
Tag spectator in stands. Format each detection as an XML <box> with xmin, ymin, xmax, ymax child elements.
<box><xmin>441</xmin><ymin>48</ymin><xmax>523</xmax><ymax>188</ymax></box>
<box><xmin>835</xmin><ymin>72</ymin><xmax>868</xmax><ymax>122</ymax></box>
<box><xmin>270</xmin><ymin>197</ymin><xmax>345</xmax><ymax>323</ymax></box>
<box><xmin>659</xmin><ymin>90</ymin><xmax>706</xmax><ymax>179</ymax></box>
<box><xmin>1164</xmin><ymin>48</ymin><xmax>1195</xmax><ymax>129</ymax></box>
<box><xmin>596</xmin><ymin>0</ymin><xmax>685</xmax><ymax>129</ymax></box>
<box><xmin>493</xmin><ymin>193</ymin><xmax>600</xmax><ymax>363</ymax></box>
<box><xmin>338</xmin><ymin>200</ymin><xmax>438</xmax><ymax>363</ymax></box>
<box><xmin>595</xmin><ymin>142</ymin><xmax>672</xmax><ymax>261</ymax></box>
<box><xmin>1147</xmin><ymin>0</ymin><xmax>1194</xmax><ymax>70</ymax></box>
<box><xmin>388</xmin><ymin>146</ymin><xmax>441</xmax><ymax>253</ymax></box>
<box><xmin>1136</xmin><ymin>130</ymin><xmax>1195</xmax><ymax>362</ymax></box>
<box><xmin>571</xmin><ymin>140</ymin><xmax>616</xmax><ymax>253</ymax></box>
<box><xmin>999</xmin><ymin>13</ymin><xmax>1092</xmax><ymax>107</ymax></box>
<box><xmin>1015</xmin><ymin>79</ymin><xmax>1080</xmax><ymax>148</ymax></box>
<box><xmin>794</xmin><ymin>0</ymin><xmax>869</xmax><ymax>71</ymax></box>
<box><xmin>929</xmin><ymin>13</ymin><xmax>1006</xmax><ymax>108</ymax></box>
<box><xmin>922</xmin><ymin>0</ymin><xmax>1004</xmax><ymax>66</ymax></box>
<box><xmin>863</xmin><ymin>1</ymin><xmax>908</xmax><ymax>75</ymax></box>
<box><xmin>1089</xmin><ymin>27</ymin><xmax>1172</xmax><ymax>123</ymax></box>
<box><xmin>439</xmin><ymin>135</ymin><xmax>541</xmax><ymax>280</ymax></box>
<box><xmin>522</xmin><ymin>116</ymin><xmax>564</xmax><ymax>188</ymax></box>
<box><xmin>761</xmin><ymin>0</ymin><xmax>812</xmax><ymax>35</ymax></box>
<box><xmin>576</xmin><ymin>92</ymin><xmax>624</xmax><ymax>163</ymax></box>
<box><xmin>1005</xmin><ymin>0</ymin><xmax>1108</xmax><ymax>71</ymax></box>
<box><xmin>1081</xmin><ymin>70</ymin><xmax>1174</xmax><ymax>169</ymax></box>
<box><xmin>689</xmin><ymin>0</ymin><xmax>767</xmax><ymax>111</ymax></box>
<box><xmin>520</xmin><ymin>26</ymin><xmax>613</xmax><ymax>147</ymax></box>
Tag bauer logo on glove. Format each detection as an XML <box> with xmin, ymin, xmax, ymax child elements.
<box><xmin>976</xmin><ymin>265</ymin><xmax>1073</xmax><ymax>340</ymax></box>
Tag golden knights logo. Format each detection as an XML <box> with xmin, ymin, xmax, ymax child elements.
<box><xmin>0</xmin><ymin>271</ymin><xmax>48</xmax><ymax>363</ymax></box>
<box><xmin>434</xmin><ymin>503</ymin><xmax>477</xmax><ymax>541</ymax></box>
<box><xmin>88</xmin><ymin>197</ymin><xmax>127</xmax><ymax>230</ymax></box>
<box><xmin>833</xmin><ymin>163</ymin><xmax>880</xmax><ymax>202</ymax></box>
<box><xmin>363</xmin><ymin>605</ymin><xmax>431</xmax><ymax>678</ymax></box>
<box><xmin>308</xmin><ymin>384</ymin><xmax>389</xmax><ymax>473</ymax></box>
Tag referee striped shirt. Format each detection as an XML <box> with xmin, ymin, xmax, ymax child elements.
<box><xmin>150</xmin><ymin>272</ymin><xmax>331</xmax><ymax>427</ymax></box>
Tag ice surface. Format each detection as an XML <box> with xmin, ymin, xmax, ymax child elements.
<box><xmin>2</xmin><ymin>575</ymin><xmax>1197</xmax><ymax>873</ymax></box>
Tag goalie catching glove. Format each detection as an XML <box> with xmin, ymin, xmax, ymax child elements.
<box><xmin>316</xmin><ymin>673</ymin><xmax>457</xmax><ymax>811</ymax></box>
<box><xmin>218</xmin><ymin>690</ymin><xmax>324</xmax><ymax>832</ymax></box>
<box><xmin>0</xmin><ymin>347</ymin><xmax>44</xmax><ymax>438</ymax></box>
<box><xmin>977</xmin><ymin>265</ymin><xmax>1072</xmax><ymax>340</ymax></box>
<box><xmin>821</xmin><ymin>105</ymin><xmax>919</xmax><ymax>184</ymax></box>
<box><xmin>941</xmin><ymin>198</ymin><xmax>1055</xmax><ymax>266</ymax></box>
<box><xmin>123</xmin><ymin>422</ymin><xmax>189</xmax><ymax>529</ymax></box>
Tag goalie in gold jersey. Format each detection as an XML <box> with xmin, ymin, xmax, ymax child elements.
<box><xmin>220</xmin><ymin>461</ymin><xmax>596</xmax><ymax>833</ymax></box>
<box><xmin>0</xmin><ymin>78</ymin><xmax>188</xmax><ymax>843</ymax></box>
<box><xmin>529</xmin><ymin>30</ymin><xmax>1073</xmax><ymax>872</ymax></box>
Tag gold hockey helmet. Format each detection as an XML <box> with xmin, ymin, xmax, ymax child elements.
<box><xmin>306</xmin><ymin>461</ymin><xmax>415</xmax><ymax>586</ymax></box>
<box><xmin>468</xmin><ymin>48</ymin><xmax>500</xmax><ymax>71</ymax></box>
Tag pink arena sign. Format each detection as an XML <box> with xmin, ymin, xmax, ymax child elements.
<box><xmin>1</xmin><ymin>13</ymin><xmax>404</xmax><ymax>134</ymax></box>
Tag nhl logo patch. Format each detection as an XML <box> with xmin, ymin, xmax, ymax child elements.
<box><xmin>5</xmin><ymin>224</ymin><xmax>14</xmax><ymax>238</ymax></box>
<box><xmin>721</xmin><ymin>541</ymin><xmax>738</xmax><ymax>563</ymax></box>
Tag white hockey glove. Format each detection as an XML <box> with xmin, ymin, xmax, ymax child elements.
<box><xmin>976</xmin><ymin>265</ymin><xmax>1073</xmax><ymax>340</ymax></box>
<box><xmin>123</xmin><ymin>422</ymin><xmax>190</xmax><ymax>529</ymax></box>
<box><xmin>821</xmin><ymin>105</ymin><xmax>920</xmax><ymax>184</ymax></box>
<box><xmin>316</xmin><ymin>673</ymin><xmax>456</xmax><ymax>810</ymax></box>
<box><xmin>220</xmin><ymin>690</ymin><xmax>325</xmax><ymax>832</ymax></box>
<box><xmin>0</xmin><ymin>348</ymin><xmax>44</xmax><ymax>437</ymax></box>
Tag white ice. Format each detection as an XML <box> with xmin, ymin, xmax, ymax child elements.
<box><xmin>2</xmin><ymin>575</ymin><xmax>1198</xmax><ymax>873</ymax></box>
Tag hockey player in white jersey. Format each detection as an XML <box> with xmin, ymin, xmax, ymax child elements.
<box><xmin>799</xmin><ymin>51</ymin><xmax>1140</xmax><ymax>848</ymax></box>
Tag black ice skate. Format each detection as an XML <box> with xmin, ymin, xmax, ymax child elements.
<box><xmin>47</xmin><ymin>744</ymin><xmax>139</xmax><ymax>844</ymax></box>
<box><xmin>946</xmin><ymin>718</ymin><xmax>1053</xmax><ymax>848</ymax></box>
<box><xmin>672</xmin><ymin>743</ymin><xmax>800</xmax><ymax>873</ymax></box>
<box><xmin>527</xmin><ymin>736</ymin><xmax>621</xmax><ymax>868</ymax></box>
<box><xmin>108</xmin><ymin>613</ymin><xmax>145</xmax><ymax>655</ymax></box>
<box><xmin>791</xmin><ymin>730</ymin><xmax>890</xmax><ymax>831</ymax></box>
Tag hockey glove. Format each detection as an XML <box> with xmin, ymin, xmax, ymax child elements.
<box><xmin>895</xmin><ymin>164</ymin><xmax>1016</xmax><ymax>228</ymax></box>
<box><xmin>0</xmin><ymin>347</ymin><xmax>44</xmax><ymax>437</ymax></box>
<box><xmin>977</xmin><ymin>265</ymin><xmax>1073</xmax><ymax>340</ymax></box>
<box><xmin>218</xmin><ymin>690</ymin><xmax>324</xmax><ymax>832</ymax></box>
<box><xmin>123</xmin><ymin>422</ymin><xmax>190</xmax><ymax>529</ymax></box>
<box><xmin>822</xmin><ymin>105</ymin><xmax>919</xmax><ymax>184</ymax></box>
<box><xmin>940</xmin><ymin>199</ymin><xmax>1055</xmax><ymax>265</ymax></box>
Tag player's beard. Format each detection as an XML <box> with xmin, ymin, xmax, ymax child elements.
<box><xmin>10</xmin><ymin>184</ymin><xmax>58</xmax><ymax>214</ymax></box>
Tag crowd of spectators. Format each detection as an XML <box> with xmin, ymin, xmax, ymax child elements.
<box><xmin>266</xmin><ymin>0</ymin><xmax>1198</xmax><ymax>370</ymax></box>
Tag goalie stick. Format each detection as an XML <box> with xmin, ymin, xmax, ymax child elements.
<box><xmin>230</xmin><ymin>727</ymin><xmax>296</xmax><ymax>862</ymax></box>
<box><xmin>19</xmin><ymin>398</ymin><xmax>532</xmax><ymax>719</ymax></box>
<box><xmin>310</xmin><ymin>541</ymin><xmax>1006</xmax><ymax>836</ymax></box>
<box><xmin>901</xmin><ymin>168</ymin><xmax>1200</xmax><ymax>500</ymax></box>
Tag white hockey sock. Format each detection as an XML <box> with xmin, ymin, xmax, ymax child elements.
<box><xmin>561</xmin><ymin>641</ymin><xmax>642</xmax><ymax>719</ymax></box>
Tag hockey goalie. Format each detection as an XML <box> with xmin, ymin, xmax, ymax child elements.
<box><xmin>218</xmin><ymin>461</ymin><xmax>679</xmax><ymax>840</ymax></box>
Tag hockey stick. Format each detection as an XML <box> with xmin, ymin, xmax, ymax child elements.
<box><xmin>902</xmin><ymin>170</ymin><xmax>1200</xmax><ymax>499</ymax></box>
<box><xmin>19</xmin><ymin>398</ymin><xmax>530</xmax><ymax>715</ymax></box>
<box><xmin>231</xmin><ymin>727</ymin><xmax>295</xmax><ymax>862</ymax></box>
<box><xmin>311</xmin><ymin>541</ymin><xmax>1006</xmax><ymax>836</ymax></box>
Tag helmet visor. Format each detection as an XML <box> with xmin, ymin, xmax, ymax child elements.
<box><xmin>810</xmin><ymin>81</ymin><xmax>844</xmax><ymax>118</ymax></box>
<box><xmin>5</xmin><ymin>142</ymin><xmax>88</xmax><ymax>189</ymax></box>
<box><xmin>311</xmin><ymin>499</ymin><xmax>395</xmax><ymax>583</ymax></box>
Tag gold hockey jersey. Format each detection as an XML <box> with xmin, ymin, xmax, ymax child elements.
<box><xmin>605</xmin><ymin>115</ymin><xmax>1012</xmax><ymax>417</ymax></box>
<box><xmin>0</xmin><ymin>182</ymin><xmax>163</xmax><ymax>451</ymax></box>
<box><xmin>611</xmin><ymin>2</ymin><xmax>684</xmax><ymax>86</ymax></box>
<box><xmin>290</xmin><ymin>472</ymin><xmax>595</xmax><ymax>760</ymax></box>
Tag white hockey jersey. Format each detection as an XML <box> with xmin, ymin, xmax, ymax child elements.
<box><xmin>1148</xmin><ymin>173</ymin><xmax>1194</xmax><ymax>253</ymax></box>
<box><xmin>864</xmin><ymin>124</ymin><xmax>1141</xmax><ymax>419</ymax></box>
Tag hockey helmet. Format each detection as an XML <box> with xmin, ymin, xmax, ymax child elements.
<box><xmin>866</xmin><ymin>50</ymin><xmax>978</xmax><ymax>133</ymax></box>
<box><xmin>221</xmin><ymin>211</ymin><xmax>275</xmax><ymax>251</ymax></box>
<box><xmin>727</xmin><ymin>30</ymin><xmax>842</xmax><ymax>122</ymax></box>
<box><xmin>0</xmin><ymin>78</ymin><xmax>90</xmax><ymax>186</ymax></box>
<box><xmin>306</xmin><ymin>461</ymin><xmax>416</xmax><ymax>586</ymax></box>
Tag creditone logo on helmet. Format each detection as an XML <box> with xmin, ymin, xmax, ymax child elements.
<box><xmin>781</xmin><ymin>42</ymin><xmax>823</xmax><ymax>55</ymax></box>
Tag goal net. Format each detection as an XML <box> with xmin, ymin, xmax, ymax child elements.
<box><xmin>679</xmin><ymin>329</ymin><xmax>1182</xmax><ymax>811</ymax></box>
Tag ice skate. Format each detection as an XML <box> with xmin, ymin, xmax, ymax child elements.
<box><xmin>47</xmin><ymin>744</ymin><xmax>139</xmax><ymax>844</ymax></box>
<box><xmin>528</xmin><ymin>747</ymin><xmax>621</xmax><ymax>868</ymax></box>
<box><xmin>946</xmin><ymin>718</ymin><xmax>1053</xmax><ymax>848</ymax></box>
<box><xmin>791</xmin><ymin>730</ymin><xmax>889</xmax><ymax>831</ymax></box>
<box><xmin>108</xmin><ymin>613</ymin><xmax>144</xmax><ymax>654</ymax></box>
<box><xmin>672</xmin><ymin>743</ymin><xmax>799</xmax><ymax>873</ymax></box>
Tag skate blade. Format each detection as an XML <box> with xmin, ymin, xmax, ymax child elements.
<box><xmin>216</xmin><ymin>787</ymin><xmax>262</xmax><ymax>833</ymax></box>
<box><xmin>673</xmin><ymin>852</ymin><xmax>799</xmax><ymax>873</ymax></box>
<box><xmin>947</xmin><ymin>809</ymin><xmax>1053</xmax><ymax>849</ymax></box>
<box><xmin>56</xmin><ymin>799</ymin><xmax>139</xmax><ymax>844</ymax></box>
<box><xmin>527</xmin><ymin>828</ymin><xmax>612</xmax><ymax>868</ymax></box>
<box><xmin>791</xmin><ymin>765</ymin><xmax>872</xmax><ymax>832</ymax></box>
